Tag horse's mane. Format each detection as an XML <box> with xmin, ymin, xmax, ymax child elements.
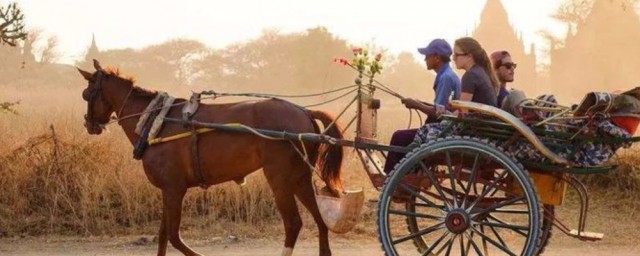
<box><xmin>104</xmin><ymin>66</ymin><xmax>157</xmax><ymax>98</ymax></box>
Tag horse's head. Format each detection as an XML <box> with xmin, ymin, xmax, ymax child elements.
<box><xmin>77</xmin><ymin>60</ymin><xmax>115</xmax><ymax>135</ymax></box>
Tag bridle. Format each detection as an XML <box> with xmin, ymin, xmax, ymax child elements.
<box><xmin>83</xmin><ymin>69</ymin><xmax>106</xmax><ymax>127</ymax></box>
<box><xmin>83</xmin><ymin>69</ymin><xmax>133</xmax><ymax>128</ymax></box>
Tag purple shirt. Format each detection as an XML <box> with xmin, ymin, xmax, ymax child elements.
<box><xmin>497</xmin><ymin>86</ymin><xmax>509</xmax><ymax>107</ymax></box>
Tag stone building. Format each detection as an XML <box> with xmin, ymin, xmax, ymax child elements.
<box><xmin>472</xmin><ymin>0</ymin><xmax>538</xmax><ymax>95</ymax></box>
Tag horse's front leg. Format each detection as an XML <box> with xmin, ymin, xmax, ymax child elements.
<box><xmin>162</xmin><ymin>188</ymin><xmax>203</xmax><ymax>256</ymax></box>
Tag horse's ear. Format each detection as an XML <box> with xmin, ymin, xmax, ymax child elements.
<box><xmin>93</xmin><ymin>59</ymin><xmax>103</xmax><ymax>71</ymax></box>
<box><xmin>77</xmin><ymin>67</ymin><xmax>93</xmax><ymax>81</ymax></box>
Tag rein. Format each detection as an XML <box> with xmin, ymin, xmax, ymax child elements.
<box><xmin>93</xmin><ymin>83</ymin><xmax>419</xmax><ymax>131</ymax></box>
<box><xmin>116</xmin><ymin>86</ymin><xmax>134</xmax><ymax>124</ymax></box>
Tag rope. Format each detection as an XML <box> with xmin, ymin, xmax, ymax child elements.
<box><xmin>109</xmin><ymin>100</ymin><xmax>190</xmax><ymax>125</ymax></box>
<box><xmin>201</xmin><ymin>84</ymin><xmax>358</xmax><ymax>99</ymax></box>
<box><xmin>303</xmin><ymin>88</ymin><xmax>359</xmax><ymax>108</ymax></box>
<box><xmin>107</xmin><ymin>85</ymin><xmax>359</xmax><ymax>126</ymax></box>
<box><xmin>288</xmin><ymin>139</ymin><xmax>324</xmax><ymax>192</ymax></box>
<box><xmin>415</xmin><ymin>109</ymin><xmax>424</xmax><ymax>126</ymax></box>
<box><xmin>340</xmin><ymin>62</ymin><xmax>405</xmax><ymax>99</ymax></box>
<box><xmin>407</xmin><ymin>109</ymin><xmax>413</xmax><ymax>129</ymax></box>
<box><xmin>373</xmin><ymin>82</ymin><xmax>404</xmax><ymax>99</ymax></box>
<box><xmin>101</xmin><ymin>65</ymin><xmax>422</xmax><ymax>138</ymax></box>
<box><xmin>319</xmin><ymin>94</ymin><xmax>359</xmax><ymax>135</ymax></box>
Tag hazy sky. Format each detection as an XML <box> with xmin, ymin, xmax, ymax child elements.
<box><xmin>12</xmin><ymin>0</ymin><xmax>566</xmax><ymax>64</ymax></box>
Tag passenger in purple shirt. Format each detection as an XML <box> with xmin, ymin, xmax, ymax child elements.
<box><xmin>383</xmin><ymin>39</ymin><xmax>460</xmax><ymax>174</ymax></box>
<box><xmin>490</xmin><ymin>50</ymin><xmax>517</xmax><ymax>108</ymax></box>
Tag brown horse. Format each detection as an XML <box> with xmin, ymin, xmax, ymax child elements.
<box><xmin>77</xmin><ymin>60</ymin><xmax>343</xmax><ymax>256</ymax></box>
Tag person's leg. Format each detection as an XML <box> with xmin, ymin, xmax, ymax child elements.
<box><xmin>383</xmin><ymin>129</ymin><xmax>417</xmax><ymax>174</ymax></box>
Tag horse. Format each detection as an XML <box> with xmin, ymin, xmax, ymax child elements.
<box><xmin>77</xmin><ymin>60</ymin><xmax>344</xmax><ymax>256</ymax></box>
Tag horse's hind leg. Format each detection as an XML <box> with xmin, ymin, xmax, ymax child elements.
<box><xmin>294</xmin><ymin>167</ymin><xmax>332</xmax><ymax>256</ymax></box>
<box><xmin>161</xmin><ymin>188</ymin><xmax>203</xmax><ymax>256</ymax></box>
<box><xmin>263</xmin><ymin>165</ymin><xmax>303</xmax><ymax>256</ymax></box>
<box><xmin>156</xmin><ymin>209</ymin><xmax>169</xmax><ymax>256</ymax></box>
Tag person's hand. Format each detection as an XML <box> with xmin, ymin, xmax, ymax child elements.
<box><xmin>435</xmin><ymin>104</ymin><xmax>446</xmax><ymax>115</ymax></box>
<box><xmin>401</xmin><ymin>98</ymin><xmax>421</xmax><ymax>109</ymax></box>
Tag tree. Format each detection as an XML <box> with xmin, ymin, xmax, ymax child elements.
<box><xmin>552</xmin><ymin>0</ymin><xmax>640</xmax><ymax>31</ymax></box>
<box><xmin>39</xmin><ymin>36</ymin><xmax>60</xmax><ymax>64</ymax></box>
<box><xmin>1</xmin><ymin>2</ymin><xmax>26</xmax><ymax>46</ymax></box>
<box><xmin>202</xmin><ymin>27</ymin><xmax>354</xmax><ymax>95</ymax></box>
<box><xmin>0</xmin><ymin>2</ymin><xmax>25</xmax><ymax>113</ymax></box>
<box><xmin>139</xmin><ymin>39</ymin><xmax>208</xmax><ymax>87</ymax></box>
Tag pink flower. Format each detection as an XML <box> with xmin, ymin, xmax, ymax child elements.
<box><xmin>375</xmin><ymin>53</ymin><xmax>382</xmax><ymax>61</ymax></box>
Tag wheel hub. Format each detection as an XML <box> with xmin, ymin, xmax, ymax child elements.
<box><xmin>445</xmin><ymin>209</ymin><xmax>470</xmax><ymax>234</ymax></box>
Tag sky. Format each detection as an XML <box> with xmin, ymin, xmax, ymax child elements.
<box><xmin>10</xmin><ymin>0</ymin><xmax>567</xmax><ymax>64</ymax></box>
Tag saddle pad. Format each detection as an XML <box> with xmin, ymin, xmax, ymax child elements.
<box><xmin>148</xmin><ymin>96</ymin><xmax>176</xmax><ymax>140</ymax></box>
<box><xmin>135</xmin><ymin>92</ymin><xmax>168</xmax><ymax>135</ymax></box>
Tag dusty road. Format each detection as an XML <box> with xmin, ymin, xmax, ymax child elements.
<box><xmin>1</xmin><ymin>236</ymin><xmax>639</xmax><ymax>256</ymax></box>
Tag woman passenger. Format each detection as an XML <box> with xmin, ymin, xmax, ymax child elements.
<box><xmin>452</xmin><ymin>37</ymin><xmax>499</xmax><ymax>107</ymax></box>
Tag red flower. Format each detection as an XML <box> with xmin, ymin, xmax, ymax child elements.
<box><xmin>333</xmin><ymin>57</ymin><xmax>349</xmax><ymax>66</ymax></box>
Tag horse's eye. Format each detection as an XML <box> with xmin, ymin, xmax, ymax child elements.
<box><xmin>82</xmin><ymin>89</ymin><xmax>91</xmax><ymax>101</ymax></box>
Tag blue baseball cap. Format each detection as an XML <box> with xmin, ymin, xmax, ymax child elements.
<box><xmin>417</xmin><ymin>39</ymin><xmax>452</xmax><ymax>57</ymax></box>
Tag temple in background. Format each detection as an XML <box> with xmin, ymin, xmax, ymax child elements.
<box><xmin>550</xmin><ymin>0</ymin><xmax>640</xmax><ymax>102</ymax></box>
<box><xmin>80</xmin><ymin>34</ymin><xmax>101</xmax><ymax>69</ymax></box>
<box><xmin>472</xmin><ymin>0</ymin><xmax>538</xmax><ymax>95</ymax></box>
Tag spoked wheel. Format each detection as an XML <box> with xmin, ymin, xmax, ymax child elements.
<box><xmin>378</xmin><ymin>137</ymin><xmax>541</xmax><ymax>256</ymax></box>
<box><xmin>536</xmin><ymin>204</ymin><xmax>554</xmax><ymax>254</ymax></box>
<box><xmin>406</xmin><ymin>201</ymin><xmax>554</xmax><ymax>255</ymax></box>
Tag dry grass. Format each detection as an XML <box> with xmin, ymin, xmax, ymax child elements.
<box><xmin>0</xmin><ymin>124</ymin><xmax>286</xmax><ymax>236</ymax></box>
<box><xmin>579</xmin><ymin>147</ymin><xmax>640</xmax><ymax>193</ymax></box>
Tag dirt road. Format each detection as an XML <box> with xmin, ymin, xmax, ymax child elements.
<box><xmin>1</xmin><ymin>236</ymin><xmax>639</xmax><ymax>256</ymax></box>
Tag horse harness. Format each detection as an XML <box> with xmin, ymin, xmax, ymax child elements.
<box><xmin>84</xmin><ymin>73</ymin><xmax>209</xmax><ymax>190</ymax></box>
<box><xmin>131</xmin><ymin>92</ymin><xmax>209</xmax><ymax>188</ymax></box>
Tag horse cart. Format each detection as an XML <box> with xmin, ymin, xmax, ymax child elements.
<box><xmin>79</xmin><ymin>59</ymin><xmax>640</xmax><ymax>256</ymax></box>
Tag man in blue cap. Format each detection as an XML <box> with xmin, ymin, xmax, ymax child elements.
<box><xmin>382</xmin><ymin>39</ymin><xmax>460</xmax><ymax>175</ymax></box>
<box><xmin>401</xmin><ymin>39</ymin><xmax>461</xmax><ymax>121</ymax></box>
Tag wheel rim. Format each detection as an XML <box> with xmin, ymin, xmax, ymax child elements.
<box><xmin>379</xmin><ymin>139</ymin><xmax>540</xmax><ymax>256</ymax></box>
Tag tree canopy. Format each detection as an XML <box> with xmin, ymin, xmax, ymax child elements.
<box><xmin>1</xmin><ymin>2</ymin><xmax>26</xmax><ymax>46</ymax></box>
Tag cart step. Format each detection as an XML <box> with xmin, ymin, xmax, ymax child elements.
<box><xmin>569</xmin><ymin>229</ymin><xmax>604</xmax><ymax>241</ymax></box>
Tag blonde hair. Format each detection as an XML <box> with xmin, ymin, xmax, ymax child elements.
<box><xmin>455</xmin><ymin>37</ymin><xmax>500</xmax><ymax>94</ymax></box>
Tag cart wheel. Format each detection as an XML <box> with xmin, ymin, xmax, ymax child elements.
<box><xmin>406</xmin><ymin>199</ymin><xmax>554</xmax><ymax>255</ymax></box>
<box><xmin>536</xmin><ymin>204</ymin><xmax>554</xmax><ymax>255</ymax></box>
<box><xmin>378</xmin><ymin>137</ymin><xmax>541</xmax><ymax>256</ymax></box>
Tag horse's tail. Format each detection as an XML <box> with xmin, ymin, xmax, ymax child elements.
<box><xmin>308</xmin><ymin>110</ymin><xmax>344</xmax><ymax>194</ymax></box>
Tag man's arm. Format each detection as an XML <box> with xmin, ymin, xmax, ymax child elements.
<box><xmin>401</xmin><ymin>98</ymin><xmax>436</xmax><ymax>116</ymax></box>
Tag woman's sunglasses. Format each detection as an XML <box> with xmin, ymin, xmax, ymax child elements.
<box><xmin>500</xmin><ymin>62</ymin><xmax>517</xmax><ymax>70</ymax></box>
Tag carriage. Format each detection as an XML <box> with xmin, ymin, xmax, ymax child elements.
<box><xmin>79</xmin><ymin>59</ymin><xmax>640</xmax><ymax>256</ymax></box>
